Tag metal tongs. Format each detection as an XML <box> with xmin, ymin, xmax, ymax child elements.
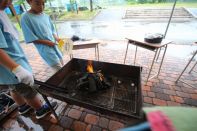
<box><xmin>34</xmin><ymin>80</ymin><xmax>69</xmax><ymax>93</ymax></box>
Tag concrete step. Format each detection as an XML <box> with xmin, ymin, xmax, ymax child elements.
<box><xmin>123</xmin><ymin>7</ymin><xmax>194</xmax><ymax>22</ymax></box>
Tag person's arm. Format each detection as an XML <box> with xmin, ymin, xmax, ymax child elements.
<box><xmin>53</xmin><ymin>34</ymin><xmax>61</xmax><ymax>43</ymax></box>
<box><xmin>0</xmin><ymin>49</ymin><xmax>34</xmax><ymax>86</ymax></box>
<box><xmin>0</xmin><ymin>49</ymin><xmax>18</xmax><ymax>70</ymax></box>
<box><xmin>48</xmin><ymin>16</ymin><xmax>60</xmax><ymax>43</ymax></box>
<box><xmin>33</xmin><ymin>39</ymin><xmax>55</xmax><ymax>47</ymax></box>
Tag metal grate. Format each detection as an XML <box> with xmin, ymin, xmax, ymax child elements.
<box><xmin>59</xmin><ymin>71</ymin><xmax>139</xmax><ymax>116</ymax></box>
<box><xmin>42</xmin><ymin>58</ymin><xmax>142</xmax><ymax>118</ymax></box>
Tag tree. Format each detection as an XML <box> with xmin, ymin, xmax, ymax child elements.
<box><xmin>90</xmin><ymin>0</ymin><xmax>93</xmax><ymax>12</ymax></box>
<box><xmin>158</xmin><ymin>0</ymin><xmax>167</xmax><ymax>3</ymax></box>
<box><xmin>70</xmin><ymin>0</ymin><xmax>77</xmax><ymax>12</ymax></box>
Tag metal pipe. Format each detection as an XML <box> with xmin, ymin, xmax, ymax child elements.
<box><xmin>146</xmin><ymin>49</ymin><xmax>158</xmax><ymax>84</ymax></box>
<box><xmin>158</xmin><ymin>45</ymin><xmax>168</xmax><ymax>76</ymax></box>
<box><xmin>189</xmin><ymin>61</ymin><xmax>197</xmax><ymax>74</ymax></box>
<box><xmin>176</xmin><ymin>50</ymin><xmax>197</xmax><ymax>82</ymax></box>
<box><xmin>124</xmin><ymin>41</ymin><xmax>130</xmax><ymax>64</ymax></box>
<box><xmin>34</xmin><ymin>80</ymin><xmax>68</xmax><ymax>93</ymax></box>
<box><xmin>164</xmin><ymin>0</ymin><xmax>177</xmax><ymax>38</ymax></box>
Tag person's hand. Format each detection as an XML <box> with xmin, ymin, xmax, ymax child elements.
<box><xmin>57</xmin><ymin>38</ymin><xmax>73</xmax><ymax>54</ymax></box>
<box><xmin>55</xmin><ymin>37</ymin><xmax>61</xmax><ymax>43</ymax></box>
<box><xmin>47</xmin><ymin>41</ymin><xmax>55</xmax><ymax>47</ymax></box>
<box><xmin>12</xmin><ymin>65</ymin><xmax>34</xmax><ymax>86</ymax></box>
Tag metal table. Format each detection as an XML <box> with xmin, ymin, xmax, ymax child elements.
<box><xmin>70</xmin><ymin>39</ymin><xmax>100</xmax><ymax>61</ymax></box>
<box><xmin>124</xmin><ymin>37</ymin><xmax>172</xmax><ymax>84</ymax></box>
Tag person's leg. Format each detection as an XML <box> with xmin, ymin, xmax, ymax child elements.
<box><xmin>9</xmin><ymin>84</ymin><xmax>41</xmax><ymax>114</ymax></box>
<box><xmin>10</xmin><ymin>90</ymin><xmax>42</xmax><ymax>114</ymax></box>
<box><xmin>25</xmin><ymin>95</ymin><xmax>42</xmax><ymax>110</ymax></box>
<box><xmin>10</xmin><ymin>91</ymin><xmax>26</xmax><ymax>106</ymax></box>
<box><xmin>14</xmin><ymin>84</ymin><xmax>57</xmax><ymax>119</ymax></box>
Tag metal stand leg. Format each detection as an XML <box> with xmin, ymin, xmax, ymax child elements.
<box><xmin>158</xmin><ymin>45</ymin><xmax>168</xmax><ymax>76</ymax></box>
<box><xmin>41</xmin><ymin>94</ymin><xmax>59</xmax><ymax>121</ymax></box>
<box><xmin>146</xmin><ymin>49</ymin><xmax>158</xmax><ymax>84</ymax></box>
<box><xmin>124</xmin><ymin>42</ymin><xmax>130</xmax><ymax>64</ymax></box>
<box><xmin>134</xmin><ymin>45</ymin><xmax>137</xmax><ymax>65</ymax></box>
<box><xmin>189</xmin><ymin>61</ymin><xmax>197</xmax><ymax>74</ymax></box>
<box><xmin>176</xmin><ymin>50</ymin><xmax>197</xmax><ymax>82</ymax></box>
<box><xmin>35</xmin><ymin>89</ymin><xmax>59</xmax><ymax>121</ymax></box>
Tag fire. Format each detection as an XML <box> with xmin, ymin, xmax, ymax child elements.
<box><xmin>87</xmin><ymin>61</ymin><xmax>94</xmax><ymax>73</ymax></box>
<box><xmin>86</xmin><ymin>61</ymin><xmax>103</xmax><ymax>81</ymax></box>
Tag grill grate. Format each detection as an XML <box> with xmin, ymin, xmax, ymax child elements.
<box><xmin>59</xmin><ymin>71</ymin><xmax>139</xmax><ymax>116</ymax></box>
<box><xmin>42</xmin><ymin>58</ymin><xmax>142</xmax><ymax>118</ymax></box>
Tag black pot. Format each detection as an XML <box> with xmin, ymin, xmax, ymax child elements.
<box><xmin>144</xmin><ymin>33</ymin><xmax>163</xmax><ymax>44</ymax></box>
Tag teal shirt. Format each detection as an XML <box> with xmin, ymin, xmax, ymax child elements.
<box><xmin>0</xmin><ymin>19</ymin><xmax>32</xmax><ymax>85</ymax></box>
<box><xmin>21</xmin><ymin>12</ymin><xmax>62</xmax><ymax>66</ymax></box>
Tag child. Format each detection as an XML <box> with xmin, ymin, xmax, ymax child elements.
<box><xmin>21</xmin><ymin>0</ymin><xmax>63</xmax><ymax>72</ymax></box>
<box><xmin>0</xmin><ymin>0</ymin><xmax>57</xmax><ymax>119</ymax></box>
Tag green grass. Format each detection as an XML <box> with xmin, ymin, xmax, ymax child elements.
<box><xmin>58</xmin><ymin>10</ymin><xmax>99</xmax><ymax>20</ymax></box>
<box><xmin>8</xmin><ymin>9</ymin><xmax>99</xmax><ymax>22</ymax></box>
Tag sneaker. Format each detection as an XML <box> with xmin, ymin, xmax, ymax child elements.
<box><xmin>18</xmin><ymin>104</ymin><xmax>32</xmax><ymax>115</ymax></box>
<box><xmin>35</xmin><ymin>101</ymin><xmax>58</xmax><ymax>119</ymax></box>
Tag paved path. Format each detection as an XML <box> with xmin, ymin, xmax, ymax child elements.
<box><xmin>57</xmin><ymin>8</ymin><xmax>197</xmax><ymax>44</ymax></box>
<box><xmin>187</xmin><ymin>8</ymin><xmax>197</xmax><ymax>18</ymax></box>
<box><xmin>1</xmin><ymin>40</ymin><xmax>197</xmax><ymax>131</ymax></box>
<box><xmin>93</xmin><ymin>8</ymin><xmax>125</xmax><ymax>21</ymax></box>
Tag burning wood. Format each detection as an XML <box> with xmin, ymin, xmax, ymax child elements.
<box><xmin>77</xmin><ymin>61</ymin><xmax>111</xmax><ymax>93</ymax></box>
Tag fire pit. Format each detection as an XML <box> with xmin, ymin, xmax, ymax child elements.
<box><xmin>39</xmin><ymin>58</ymin><xmax>143</xmax><ymax>118</ymax></box>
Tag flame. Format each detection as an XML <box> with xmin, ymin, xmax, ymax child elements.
<box><xmin>87</xmin><ymin>61</ymin><xmax>94</xmax><ymax>73</ymax></box>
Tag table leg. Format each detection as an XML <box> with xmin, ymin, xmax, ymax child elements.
<box><xmin>156</xmin><ymin>48</ymin><xmax>161</xmax><ymax>62</ymax></box>
<box><xmin>124</xmin><ymin>42</ymin><xmax>130</xmax><ymax>64</ymax></box>
<box><xmin>96</xmin><ymin>44</ymin><xmax>99</xmax><ymax>61</ymax></box>
<box><xmin>134</xmin><ymin>44</ymin><xmax>137</xmax><ymax>65</ymax></box>
<box><xmin>158</xmin><ymin>45</ymin><xmax>168</xmax><ymax>76</ymax></box>
<box><xmin>189</xmin><ymin>61</ymin><xmax>197</xmax><ymax>74</ymax></box>
<box><xmin>70</xmin><ymin>54</ymin><xmax>73</xmax><ymax>59</ymax></box>
<box><xmin>176</xmin><ymin>50</ymin><xmax>197</xmax><ymax>82</ymax></box>
<box><xmin>146</xmin><ymin>49</ymin><xmax>158</xmax><ymax>84</ymax></box>
<box><xmin>95</xmin><ymin>46</ymin><xmax>97</xmax><ymax>60</ymax></box>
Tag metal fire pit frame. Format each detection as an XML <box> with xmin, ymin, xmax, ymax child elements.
<box><xmin>38</xmin><ymin>58</ymin><xmax>143</xmax><ymax>119</ymax></box>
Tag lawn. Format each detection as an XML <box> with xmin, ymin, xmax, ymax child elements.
<box><xmin>8</xmin><ymin>10</ymin><xmax>99</xmax><ymax>22</ymax></box>
<box><xmin>58</xmin><ymin>10</ymin><xmax>98</xmax><ymax>20</ymax></box>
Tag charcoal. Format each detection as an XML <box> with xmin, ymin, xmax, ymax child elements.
<box><xmin>76</xmin><ymin>72</ymin><xmax>111</xmax><ymax>93</ymax></box>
